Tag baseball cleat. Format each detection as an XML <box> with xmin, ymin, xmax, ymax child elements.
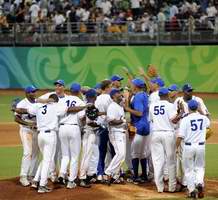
<box><xmin>38</xmin><ymin>186</ymin><xmax>52</xmax><ymax>193</ymax></box>
<box><xmin>57</xmin><ymin>176</ymin><xmax>65</xmax><ymax>185</ymax></box>
<box><xmin>79</xmin><ymin>179</ymin><xmax>91</xmax><ymax>188</ymax></box>
<box><xmin>187</xmin><ymin>190</ymin><xmax>197</xmax><ymax>199</ymax></box>
<box><xmin>31</xmin><ymin>181</ymin><xmax>39</xmax><ymax>189</ymax></box>
<box><xmin>66</xmin><ymin>181</ymin><xmax>77</xmax><ymax>189</ymax></box>
<box><xmin>49</xmin><ymin>175</ymin><xmax>57</xmax><ymax>183</ymax></box>
<box><xmin>19</xmin><ymin>176</ymin><xmax>30</xmax><ymax>187</ymax></box>
<box><xmin>197</xmin><ymin>184</ymin><xmax>204</xmax><ymax>198</ymax></box>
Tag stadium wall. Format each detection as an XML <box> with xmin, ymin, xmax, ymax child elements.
<box><xmin>0</xmin><ymin>46</ymin><xmax>217</xmax><ymax>92</ymax></box>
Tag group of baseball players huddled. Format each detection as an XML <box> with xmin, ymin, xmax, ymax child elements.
<box><xmin>12</xmin><ymin>66</ymin><xmax>211</xmax><ymax>199</ymax></box>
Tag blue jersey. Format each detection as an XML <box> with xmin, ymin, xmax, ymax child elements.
<box><xmin>130</xmin><ymin>91</ymin><xmax>150</xmax><ymax>136</ymax></box>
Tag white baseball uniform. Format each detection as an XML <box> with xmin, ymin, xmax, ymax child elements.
<box><xmin>79</xmin><ymin>117</ymin><xmax>99</xmax><ymax>180</ymax></box>
<box><xmin>58</xmin><ymin>95</ymin><xmax>85</xmax><ymax>182</ymax></box>
<box><xmin>39</xmin><ymin>92</ymin><xmax>68</xmax><ymax>179</ymax></box>
<box><xmin>149</xmin><ymin>100</ymin><xmax>177</xmax><ymax>192</ymax></box>
<box><xmin>105</xmin><ymin>101</ymin><xmax>127</xmax><ymax>177</ymax></box>
<box><xmin>16</xmin><ymin>98</ymin><xmax>39</xmax><ymax>178</ymax></box>
<box><xmin>149</xmin><ymin>90</ymin><xmax>160</xmax><ymax>105</ymax></box>
<box><xmin>28</xmin><ymin>102</ymin><xmax>66</xmax><ymax>187</ymax></box>
<box><xmin>175</xmin><ymin>96</ymin><xmax>209</xmax><ymax>115</ymax></box>
<box><xmin>178</xmin><ymin>113</ymin><xmax>210</xmax><ymax>193</ymax></box>
<box><xmin>175</xmin><ymin>96</ymin><xmax>209</xmax><ymax>185</ymax></box>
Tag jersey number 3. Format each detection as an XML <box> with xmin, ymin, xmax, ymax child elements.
<box><xmin>41</xmin><ymin>105</ymin><xmax>47</xmax><ymax>115</ymax></box>
<box><xmin>190</xmin><ymin>119</ymin><xmax>203</xmax><ymax>131</ymax></box>
<box><xmin>154</xmin><ymin>105</ymin><xmax>165</xmax><ymax>115</ymax></box>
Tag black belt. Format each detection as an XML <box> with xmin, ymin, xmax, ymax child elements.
<box><xmin>185</xmin><ymin>142</ymin><xmax>205</xmax><ymax>146</ymax></box>
<box><xmin>60</xmin><ymin>123</ymin><xmax>78</xmax><ymax>126</ymax></box>
<box><xmin>38</xmin><ymin>130</ymin><xmax>51</xmax><ymax>133</ymax></box>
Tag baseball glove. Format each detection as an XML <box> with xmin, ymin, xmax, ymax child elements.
<box><xmin>128</xmin><ymin>123</ymin><xmax>137</xmax><ymax>139</ymax></box>
<box><xmin>11</xmin><ymin>98</ymin><xmax>21</xmax><ymax>112</ymax></box>
<box><xmin>206</xmin><ymin>128</ymin><xmax>213</xmax><ymax>140</ymax></box>
<box><xmin>86</xmin><ymin>105</ymin><xmax>99</xmax><ymax>121</ymax></box>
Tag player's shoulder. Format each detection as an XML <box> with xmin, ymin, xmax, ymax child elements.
<box><xmin>17</xmin><ymin>98</ymin><xmax>29</xmax><ymax>107</ymax></box>
<box><xmin>192</xmin><ymin>96</ymin><xmax>204</xmax><ymax>103</ymax></box>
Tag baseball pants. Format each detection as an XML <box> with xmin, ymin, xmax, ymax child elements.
<box><xmin>97</xmin><ymin>127</ymin><xmax>115</xmax><ymax>176</ymax></box>
<box><xmin>151</xmin><ymin>131</ymin><xmax>177</xmax><ymax>192</ymax></box>
<box><xmin>36</xmin><ymin>130</ymin><xmax>57</xmax><ymax>187</ymax></box>
<box><xmin>19</xmin><ymin>127</ymin><xmax>39</xmax><ymax>177</ymax></box>
<box><xmin>183</xmin><ymin>143</ymin><xmax>205</xmax><ymax>193</ymax></box>
<box><xmin>105</xmin><ymin>131</ymin><xmax>126</xmax><ymax>176</ymax></box>
<box><xmin>79</xmin><ymin>128</ymin><xmax>96</xmax><ymax>179</ymax></box>
<box><xmin>59</xmin><ymin>124</ymin><xmax>81</xmax><ymax>182</ymax></box>
<box><xmin>125</xmin><ymin>131</ymin><xmax>133</xmax><ymax>171</ymax></box>
<box><xmin>87</xmin><ymin>138</ymin><xmax>99</xmax><ymax>176</ymax></box>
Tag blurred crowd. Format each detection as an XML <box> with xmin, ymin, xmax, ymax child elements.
<box><xmin>0</xmin><ymin>0</ymin><xmax>218</xmax><ymax>35</ymax></box>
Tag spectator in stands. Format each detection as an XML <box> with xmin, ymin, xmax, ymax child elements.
<box><xmin>157</xmin><ymin>7</ymin><xmax>166</xmax><ymax>32</ymax></box>
<box><xmin>54</xmin><ymin>10</ymin><xmax>65</xmax><ymax>33</ymax></box>
<box><xmin>127</xmin><ymin>16</ymin><xmax>135</xmax><ymax>32</ymax></box>
<box><xmin>214</xmin><ymin>12</ymin><xmax>218</xmax><ymax>34</ymax></box>
<box><xmin>29</xmin><ymin>0</ymin><xmax>40</xmax><ymax>24</ymax></box>
<box><xmin>100</xmin><ymin>0</ymin><xmax>112</xmax><ymax>16</ymax></box>
<box><xmin>131</xmin><ymin>0</ymin><xmax>140</xmax><ymax>20</ymax></box>
<box><xmin>206</xmin><ymin>2</ymin><xmax>217</xmax><ymax>17</ymax></box>
<box><xmin>169</xmin><ymin>3</ymin><xmax>179</xmax><ymax>19</ymax></box>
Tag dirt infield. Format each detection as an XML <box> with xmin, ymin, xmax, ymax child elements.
<box><xmin>0</xmin><ymin>178</ymin><xmax>218</xmax><ymax>200</ymax></box>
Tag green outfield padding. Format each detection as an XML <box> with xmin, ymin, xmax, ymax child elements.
<box><xmin>0</xmin><ymin>144</ymin><xmax>217</xmax><ymax>180</ymax></box>
<box><xmin>0</xmin><ymin>46</ymin><xmax>218</xmax><ymax>92</ymax></box>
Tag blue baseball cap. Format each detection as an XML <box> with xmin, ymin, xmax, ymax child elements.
<box><xmin>159</xmin><ymin>87</ymin><xmax>169</xmax><ymax>96</ymax></box>
<box><xmin>150</xmin><ymin>77</ymin><xmax>165</xmax><ymax>87</ymax></box>
<box><xmin>70</xmin><ymin>83</ymin><xmax>81</xmax><ymax>92</ymax></box>
<box><xmin>54</xmin><ymin>79</ymin><xmax>65</xmax><ymax>86</ymax></box>
<box><xmin>85</xmin><ymin>89</ymin><xmax>97</xmax><ymax>98</ymax></box>
<box><xmin>182</xmin><ymin>83</ymin><xmax>193</xmax><ymax>92</ymax></box>
<box><xmin>131</xmin><ymin>78</ymin><xmax>145</xmax><ymax>88</ymax></box>
<box><xmin>188</xmin><ymin>99</ymin><xmax>198</xmax><ymax>110</ymax></box>
<box><xmin>110</xmin><ymin>88</ymin><xmax>121</xmax><ymax>98</ymax></box>
<box><xmin>94</xmin><ymin>83</ymin><xmax>102</xmax><ymax>89</ymax></box>
<box><xmin>168</xmin><ymin>84</ymin><xmax>179</xmax><ymax>92</ymax></box>
<box><xmin>25</xmin><ymin>85</ymin><xmax>38</xmax><ymax>93</ymax></box>
<box><xmin>111</xmin><ymin>75</ymin><xmax>123</xmax><ymax>82</ymax></box>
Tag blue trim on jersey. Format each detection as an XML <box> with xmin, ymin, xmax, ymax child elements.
<box><xmin>130</xmin><ymin>91</ymin><xmax>150</xmax><ymax>136</ymax></box>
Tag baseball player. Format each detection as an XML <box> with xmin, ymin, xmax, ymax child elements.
<box><xmin>175</xmin><ymin>83</ymin><xmax>209</xmax><ymax>116</ymax></box>
<box><xmin>104</xmin><ymin>88</ymin><xmax>127</xmax><ymax>185</ymax></box>
<box><xmin>149</xmin><ymin>87</ymin><xmax>183</xmax><ymax>193</ymax></box>
<box><xmin>110</xmin><ymin>75</ymin><xmax>123</xmax><ymax>89</ymax></box>
<box><xmin>168</xmin><ymin>84</ymin><xmax>179</xmax><ymax>104</ymax></box>
<box><xmin>39</xmin><ymin>79</ymin><xmax>67</xmax><ymax>182</ymax></box>
<box><xmin>79</xmin><ymin>89</ymin><xmax>99</xmax><ymax>188</ymax></box>
<box><xmin>16</xmin><ymin>94</ymin><xmax>67</xmax><ymax>193</ymax></box>
<box><xmin>15</xmin><ymin>85</ymin><xmax>39</xmax><ymax>187</ymax></box>
<box><xmin>149</xmin><ymin>77</ymin><xmax>165</xmax><ymax>105</ymax></box>
<box><xmin>176</xmin><ymin>100</ymin><xmax>210</xmax><ymax>198</ymax></box>
<box><xmin>58</xmin><ymin>83</ymin><xmax>87</xmax><ymax>189</ymax></box>
<box><xmin>94</xmin><ymin>80</ymin><xmax>114</xmax><ymax>182</ymax></box>
<box><xmin>124</xmin><ymin>78</ymin><xmax>150</xmax><ymax>184</ymax></box>
<box><xmin>174</xmin><ymin>83</ymin><xmax>209</xmax><ymax>189</ymax></box>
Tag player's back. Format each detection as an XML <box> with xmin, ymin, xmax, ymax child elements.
<box><xmin>59</xmin><ymin>95</ymin><xmax>85</xmax><ymax>124</ymax></box>
<box><xmin>179</xmin><ymin>113</ymin><xmax>210</xmax><ymax>144</ymax></box>
<box><xmin>32</xmin><ymin>103</ymin><xmax>65</xmax><ymax>132</ymax></box>
<box><xmin>149</xmin><ymin>100</ymin><xmax>176</xmax><ymax>132</ymax></box>
<box><xmin>95</xmin><ymin>93</ymin><xmax>112</xmax><ymax>126</ymax></box>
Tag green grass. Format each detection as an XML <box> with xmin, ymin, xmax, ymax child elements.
<box><xmin>0</xmin><ymin>146</ymin><xmax>22</xmax><ymax>179</ymax></box>
<box><xmin>0</xmin><ymin>144</ymin><xmax>217</xmax><ymax>180</ymax></box>
<box><xmin>205</xmin><ymin>99</ymin><xmax>218</xmax><ymax>120</ymax></box>
<box><xmin>0</xmin><ymin>95</ymin><xmax>218</xmax><ymax>122</ymax></box>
